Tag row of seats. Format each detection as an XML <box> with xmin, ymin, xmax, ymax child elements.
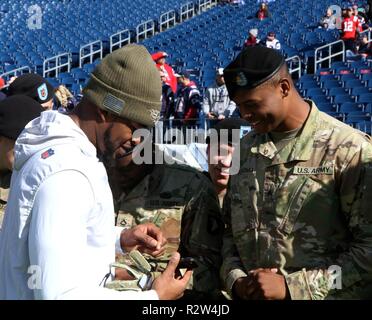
<box><xmin>0</xmin><ymin>0</ymin><xmax>201</xmax><ymax>75</ymax></box>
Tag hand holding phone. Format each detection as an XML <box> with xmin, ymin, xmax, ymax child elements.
<box><xmin>177</xmin><ymin>257</ymin><xmax>198</xmax><ymax>270</ymax></box>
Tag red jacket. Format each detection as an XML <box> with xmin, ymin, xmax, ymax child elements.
<box><xmin>244</xmin><ymin>36</ymin><xmax>258</xmax><ymax>47</ymax></box>
<box><xmin>156</xmin><ymin>63</ymin><xmax>177</xmax><ymax>93</ymax></box>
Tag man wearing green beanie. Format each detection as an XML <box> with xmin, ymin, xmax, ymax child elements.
<box><xmin>0</xmin><ymin>44</ymin><xmax>191</xmax><ymax>300</ymax></box>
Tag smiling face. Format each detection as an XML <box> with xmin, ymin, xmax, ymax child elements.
<box><xmin>97</xmin><ymin>113</ymin><xmax>145</xmax><ymax>170</ymax></box>
<box><xmin>232</xmin><ymin>74</ymin><xmax>291</xmax><ymax>134</ymax></box>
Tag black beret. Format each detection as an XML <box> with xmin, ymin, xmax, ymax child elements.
<box><xmin>8</xmin><ymin>74</ymin><xmax>54</xmax><ymax>104</ymax></box>
<box><xmin>0</xmin><ymin>95</ymin><xmax>44</xmax><ymax>141</ymax></box>
<box><xmin>224</xmin><ymin>46</ymin><xmax>285</xmax><ymax>99</ymax></box>
<box><xmin>206</xmin><ymin>118</ymin><xmax>250</xmax><ymax>145</ymax></box>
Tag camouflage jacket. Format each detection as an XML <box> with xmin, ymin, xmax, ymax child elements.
<box><xmin>116</xmin><ymin>163</ymin><xmax>224</xmax><ymax>297</ymax></box>
<box><xmin>0</xmin><ymin>173</ymin><xmax>10</xmax><ymax>229</ymax></box>
<box><xmin>221</xmin><ymin>101</ymin><xmax>372</xmax><ymax>300</ymax></box>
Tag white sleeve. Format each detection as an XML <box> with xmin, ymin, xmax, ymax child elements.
<box><xmin>28</xmin><ymin>170</ymin><xmax>158</xmax><ymax>300</ymax></box>
<box><xmin>202</xmin><ymin>89</ymin><xmax>211</xmax><ymax>114</ymax></box>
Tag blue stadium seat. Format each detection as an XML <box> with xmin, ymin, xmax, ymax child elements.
<box><xmin>352</xmin><ymin>87</ymin><xmax>372</xmax><ymax>96</ymax></box>
<box><xmin>358</xmin><ymin>93</ymin><xmax>372</xmax><ymax>105</ymax></box>
<box><xmin>333</xmin><ymin>94</ymin><xmax>355</xmax><ymax>104</ymax></box>
<box><xmin>328</xmin><ymin>87</ymin><xmax>348</xmax><ymax>97</ymax></box>
<box><xmin>307</xmin><ymin>88</ymin><xmax>326</xmax><ymax>97</ymax></box>
<box><xmin>339</xmin><ymin>103</ymin><xmax>363</xmax><ymax>114</ymax></box>
<box><xmin>317</xmin><ymin>102</ymin><xmax>338</xmax><ymax>112</ymax></box>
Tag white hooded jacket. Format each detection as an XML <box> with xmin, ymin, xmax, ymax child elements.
<box><xmin>0</xmin><ymin>111</ymin><xmax>158</xmax><ymax>300</ymax></box>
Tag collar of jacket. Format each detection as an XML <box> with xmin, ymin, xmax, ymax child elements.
<box><xmin>250</xmin><ymin>100</ymin><xmax>319</xmax><ymax>164</ymax></box>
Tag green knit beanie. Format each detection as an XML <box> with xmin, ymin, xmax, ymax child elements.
<box><xmin>83</xmin><ymin>44</ymin><xmax>162</xmax><ymax>127</ymax></box>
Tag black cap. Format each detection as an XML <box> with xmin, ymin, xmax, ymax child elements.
<box><xmin>0</xmin><ymin>95</ymin><xmax>44</xmax><ymax>141</ymax></box>
<box><xmin>224</xmin><ymin>46</ymin><xmax>285</xmax><ymax>99</ymax></box>
<box><xmin>206</xmin><ymin>118</ymin><xmax>250</xmax><ymax>145</ymax></box>
<box><xmin>8</xmin><ymin>74</ymin><xmax>54</xmax><ymax>104</ymax></box>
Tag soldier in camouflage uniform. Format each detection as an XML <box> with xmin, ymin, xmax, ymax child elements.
<box><xmin>206</xmin><ymin>118</ymin><xmax>250</xmax><ymax>208</ymax></box>
<box><xmin>110</xmin><ymin>154</ymin><xmax>224</xmax><ymax>299</ymax></box>
<box><xmin>0</xmin><ymin>96</ymin><xmax>44</xmax><ymax>229</ymax></box>
<box><xmin>221</xmin><ymin>46</ymin><xmax>372</xmax><ymax>299</ymax></box>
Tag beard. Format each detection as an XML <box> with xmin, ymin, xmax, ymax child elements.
<box><xmin>99</xmin><ymin>124</ymin><xmax>152</xmax><ymax>197</ymax></box>
<box><xmin>99</xmin><ymin>124</ymin><xmax>117</xmax><ymax>170</ymax></box>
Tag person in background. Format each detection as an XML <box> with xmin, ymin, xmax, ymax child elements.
<box><xmin>260</xmin><ymin>31</ymin><xmax>281</xmax><ymax>50</ymax></box>
<box><xmin>203</xmin><ymin>68</ymin><xmax>236</xmax><ymax>126</ymax></box>
<box><xmin>160</xmin><ymin>71</ymin><xmax>175</xmax><ymax>120</ymax></box>
<box><xmin>340</xmin><ymin>7</ymin><xmax>362</xmax><ymax>53</ymax></box>
<box><xmin>0</xmin><ymin>78</ymin><xmax>6</xmax><ymax>101</ymax></box>
<box><xmin>55</xmin><ymin>85</ymin><xmax>77</xmax><ymax>113</ymax></box>
<box><xmin>7</xmin><ymin>74</ymin><xmax>55</xmax><ymax>110</ymax></box>
<box><xmin>244</xmin><ymin>29</ymin><xmax>260</xmax><ymax>47</ymax></box>
<box><xmin>152</xmin><ymin>51</ymin><xmax>178</xmax><ymax>94</ymax></box>
<box><xmin>175</xmin><ymin>70</ymin><xmax>202</xmax><ymax>126</ymax></box>
<box><xmin>319</xmin><ymin>8</ymin><xmax>337</xmax><ymax>29</ymax></box>
<box><xmin>256</xmin><ymin>2</ymin><xmax>271</xmax><ymax>20</ymax></box>
<box><xmin>0</xmin><ymin>95</ymin><xmax>44</xmax><ymax>229</ymax></box>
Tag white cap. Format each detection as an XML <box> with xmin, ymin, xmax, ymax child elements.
<box><xmin>216</xmin><ymin>68</ymin><xmax>224</xmax><ymax>76</ymax></box>
<box><xmin>249</xmin><ymin>28</ymin><xmax>258</xmax><ymax>37</ymax></box>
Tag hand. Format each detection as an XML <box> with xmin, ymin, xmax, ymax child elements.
<box><xmin>218</xmin><ymin>114</ymin><xmax>226</xmax><ymax>120</ymax></box>
<box><xmin>232</xmin><ymin>276</ymin><xmax>252</xmax><ymax>300</ymax></box>
<box><xmin>152</xmin><ymin>252</ymin><xmax>192</xmax><ymax>300</ymax></box>
<box><xmin>247</xmin><ymin>268</ymin><xmax>289</xmax><ymax>300</ymax></box>
<box><xmin>233</xmin><ymin>268</ymin><xmax>289</xmax><ymax>300</ymax></box>
<box><xmin>120</xmin><ymin>223</ymin><xmax>167</xmax><ymax>257</ymax></box>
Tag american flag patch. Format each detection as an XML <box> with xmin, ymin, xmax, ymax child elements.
<box><xmin>41</xmin><ymin>148</ymin><xmax>55</xmax><ymax>159</ymax></box>
<box><xmin>103</xmin><ymin>93</ymin><xmax>124</xmax><ymax>115</ymax></box>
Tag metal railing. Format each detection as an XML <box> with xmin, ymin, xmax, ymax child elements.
<box><xmin>110</xmin><ymin>29</ymin><xmax>131</xmax><ymax>53</ymax></box>
<box><xmin>314</xmin><ymin>40</ymin><xmax>345</xmax><ymax>73</ymax></box>
<box><xmin>286</xmin><ymin>55</ymin><xmax>302</xmax><ymax>79</ymax></box>
<box><xmin>360</xmin><ymin>28</ymin><xmax>372</xmax><ymax>41</ymax></box>
<box><xmin>43</xmin><ymin>52</ymin><xmax>71</xmax><ymax>78</ymax></box>
<box><xmin>0</xmin><ymin>66</ymin><xmax>32</xmax><ymax>80</ymax></box>
<box><xmin>136</xmin><ymin>19</ymin><xmax>155</xmax><ymax>43</ymax></box>
<box><xmin>180</xmin><ymin>2</ymin><xmax>195</xmax><ymax>22</ymax></box>
<box><xmin>79</xmin><ymin>40</ymin><xmax>103</xmax><ymax>68</ymax></box>
<box><xmin>198</xmin><ymin>0</ymin><xmax>213</xmax><ymax>13</ymax></box>
<box><xmin>160</xmin><ymin>10</ymin><xmax>177</xmax><ymax>32</ymax></box>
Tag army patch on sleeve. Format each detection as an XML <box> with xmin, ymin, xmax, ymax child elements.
<box><xmin>293</xmin><ymin>165</ymin><xmax>334</xmax><ymax>175</ymax></box>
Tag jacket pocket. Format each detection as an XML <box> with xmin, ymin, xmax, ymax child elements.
<box><xmin>278</xmin><ymin>177</ymin><xmax>314</xmax><ymax>235</ymax></box>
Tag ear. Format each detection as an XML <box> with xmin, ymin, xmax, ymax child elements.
<box><xmin>279</xmin><ymin>78</ymin><xmax>291</xmax><ymax>98</ymax></box>
<box><xmin>96</xmin><ymin>106</ymin><xmax>109</xmax><ymax>123</ymax></box>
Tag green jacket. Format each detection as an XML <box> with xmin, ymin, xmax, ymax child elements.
<box><xmin>116</xmin><ymin>163</ymin><xmax>224</xmax><ymax>297</ymax></box>
<box><xmin>221</xmin><ymin>101</ymin><xmax>372</xmax><ymax>299</ymax></box>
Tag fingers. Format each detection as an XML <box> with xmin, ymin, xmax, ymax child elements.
<box><xmin>180</xmin><ymin>269</ymin><xmax>193</xmax><ymax>284</ymax></box>
<box><xmin>163</xmin><ymin>252</ymin><xmax>181</xmax><ymax>277</ymax></box>
<box><xmin>143</xmin><ymin>223</ymin><xmax>167</xmax><ymax>251</ymax></box>
<box><xmin>134</xmin><ymin>230</ymin><xmax>159</xmax><ymax>249</ymax></box>
<box><xmin>139</xmin><ymin>245</ymin><xmax>166</xmax><ymax>257</ymax></box>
